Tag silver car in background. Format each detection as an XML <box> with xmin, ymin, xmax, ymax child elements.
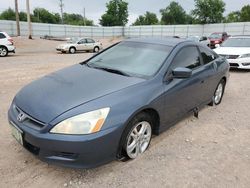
<box><xmin>56</xmin><ymin>38</ymin><xmax>102</xmax><ymax>54</ymax></box>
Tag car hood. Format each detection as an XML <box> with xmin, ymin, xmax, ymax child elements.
<box><xmin>14</xmin><ymin>64</ymin><xmax>144</xmax><ymax>123</ymax></box>
<box><xmin>214</xmin><ymin>47</ymin><xmax>250</xmax><ymax>55</ymax></box>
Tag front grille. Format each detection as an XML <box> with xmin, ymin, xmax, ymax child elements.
<box><xmin>229</xmin><ymin>63</ymin><xmax>239</xmax><ymax>67</ymax></box>
<box><xmin>13</xmin><ymin>105</ymin><xmax>46</xmax><ymax>130</ymax></box>
<box><xmin>220</xmin><ymin>54</ymin><xmax>239</xmax><ymax>59</ymax></box>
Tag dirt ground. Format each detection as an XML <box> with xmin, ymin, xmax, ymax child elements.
<box><xmin>0</xmin><ymin>37</ymin><xmax>250</xmax><ymax>188</ymax></box>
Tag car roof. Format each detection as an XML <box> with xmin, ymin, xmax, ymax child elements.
<box><xmin>124</xmin><ymin>37</ymin><xmax>188</xmax><ymax>47</ymax></box>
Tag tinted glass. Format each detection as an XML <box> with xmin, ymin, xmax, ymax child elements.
<box><xmin>209</xmin><ymin>33</ymin><xmax>222</xmax><ymax>39</ymax></box>
<box><xmin>87</xmin><ymin>39</ymin><xmax>95</xmax><ymax>43</ymax></box>
<box><xmin>87</xmin><ymin>41</ymin><xmax>172</xmax><ymax>78</ymax></box>
<box><xmin>221</xmin><ymin>38</ymin><xmax>250</xmax><ymax>47</ymax></box>
<box><xmin>199</xmin><ymin>47</ymin><xmax>216</xmax><ymax>64</ymax></box>
<box><xmin>171</xmin><ymin>46</ymin><xmax>201</xmax><ymax>70</ymax></box>
<box><xmin>78</xmin><ymin>39</ymin><xmax>87</xmax><ymax>44</ymax></box>
<box><xmin>0</xmin><ymin>33</ymin><xmax>6</xmax><ymax>39</ymax></box>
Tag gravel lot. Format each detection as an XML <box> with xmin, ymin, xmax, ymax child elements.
<box><xmin>0</xmin><ymin>37</ymin><xmax>250</xmax><ymax>188</ymax></box>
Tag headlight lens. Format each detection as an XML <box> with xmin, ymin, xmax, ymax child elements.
<box><xmin>238</xmin><ymin>54</ymin><xmax>250</xmax><ymax>58</ymax></box>
<box><xmin>50</xmin><ymin>108</ymin><xmax>110</xmax><ymax>135</ymax></box>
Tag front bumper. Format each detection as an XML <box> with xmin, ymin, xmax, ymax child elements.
<box><xmin>8</xmin><ymin>109</ymin><xmax>123</xmax><ymax>168</ymax></box>
<box><xmin>227</xmin><ymin>59</ymin><xmax>250</xmax><ymax>70</ymax></box>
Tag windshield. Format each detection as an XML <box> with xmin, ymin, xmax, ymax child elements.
<box><xmin>209</xmin><ymin>33</ymin><xmax>222</xmax><ymax>39</ymax></box>
<box><xmin>221</xmin><ymin>38</ymin><xmax>250</xmax><ymax>47</ymax></box>
<box><xmin>87</xmin><ymin>41</ymin><xmax>172</xmax><ymax>78</ymax></box>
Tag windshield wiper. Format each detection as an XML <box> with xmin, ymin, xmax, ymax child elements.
<box><xmin>90</xmin><ymin>65</ymin><xmax>131</xmax><ymax>77</ymax></box>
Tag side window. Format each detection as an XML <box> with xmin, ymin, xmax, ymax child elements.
<box><xmin>199</xmin><ymin>47</ymin><xmax>216</xmax><ymax>65</ymax></box>
<box><xmin>0</xmin><ymin>33</ymin><xmax>6</xmax><ymax>39</ymax></box>
<box><xmin>86</xmin><ymin>39</ymin><xmax>95</xmax><ymax>43</ymax></box>
<box><xmin>171</xmin><ymin>46</ymin><xmax>201</xmax><ymax>70</ymax></box>
<box><xmin>78</xmin><ymin>39</ymin><xmax>87</xmax><ymax>44</ymax></box>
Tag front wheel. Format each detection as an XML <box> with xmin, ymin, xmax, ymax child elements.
<box><xmin>0</xmin><ymin>46</ymin><xmax>8</xmax><ymax>57</ymax></box>
<box><xmin>121</xmin><ymin>113</ymin><xmax>153</xmax><ymax>159</ymax></box>
<box><xmin>213</xmin><ymin>79</ymin><xmax>226</xmax><ymax>105</ymax></box>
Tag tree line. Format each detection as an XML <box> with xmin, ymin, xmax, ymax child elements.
<box><xmin>0</xmin><ymin>0</ymin><xmax>250</xmax><ymax>27</ymax></box>
<box><xmin>0</xmin><ymin>7</ymin><xmax>94</xmax><ymax>26</ymax></box>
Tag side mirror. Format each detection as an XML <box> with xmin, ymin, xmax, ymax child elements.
<box><xmin>172</xmin><ymin>67</ymin><xmax>192</xmax><ymax>79</ymax></box>
<box><xmin>215</xmin><ymin>44</ymin><xmax>220</xmax><ymax>48</ymax></box>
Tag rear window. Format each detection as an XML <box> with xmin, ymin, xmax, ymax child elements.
<box><xmin>0</xmin><ymin>33</ymin><xmax>6</xmax><ymax>39</ymax></box>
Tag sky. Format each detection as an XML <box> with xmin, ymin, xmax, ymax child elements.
<box><xmin>0</xmin><ymin>0</ymin><xmax>249</xmax><ymax>25</ymax></box>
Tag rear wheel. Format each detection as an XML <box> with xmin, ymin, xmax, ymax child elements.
<box><xmin>120</xmin><ymin>113</ymin><xmax>153</xmax><ymax>160</ymax></box>
<box><xmin>212</xmin><ymin>79</ymin><xmax>226</xmax><ymax>105</ymax></box>
<box><xmin>93</xmin><ymin>46</ymin><xmax>99</xmax><ymax>53</ymax></box>
<box><xmin>0</xmin><ymin>46</ymin><xmax>8</xmax><ymax>57</ymax></box>
<box><xmin>69</xmin><ymin>47</ymin><xmax>76</xmax><ymax>54</ymax></box>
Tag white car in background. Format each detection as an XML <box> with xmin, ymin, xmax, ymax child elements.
<box><xmin>186</xmin><ymin>36</ymin><xmax>210</xmax><ymax>47</ymax></box>
<box><xmin>0</xmin><ymin>32</ymin><xmax>15</xmax><ymax>57</ymax></box>
<box><xmin>56</xmin><ymin>38</ymin><xmax>102</xmax><ymax>54</ymax></box>
<box><xmin>214</xmin><ymin>35</ymin><xmax>250</xmax><ymax>69</ymax></box>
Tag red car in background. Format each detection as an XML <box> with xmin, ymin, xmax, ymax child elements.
<box><xmin>208</xmin><ymin>32</ymin><xmax>229</xmax><ymax>48</ymax></box>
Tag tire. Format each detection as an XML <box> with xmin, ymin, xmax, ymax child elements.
<box><xmin>93</xmin><ymin>46</ymin><xmax>99</xmax><ymax>53</ymax></box>
<box><xmin>69</xmin><ymin>47</ymin><xmax>76</xmax><ymax>54</ymax></box>
<box><xmin>0</xmin><ymin>46</ymin><xmax>8</xmax><ymax>57</ymax></box>
<box><xmin>120</xmin><ymin>113</ymin><xmax>153</xmax><ymax>160</ymax></box>
<box><xmin>211</xmin><ymin>79</ymin><xmax>226</xmax><ymax>105</ymax></box>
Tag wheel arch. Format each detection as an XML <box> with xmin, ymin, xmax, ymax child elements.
<box><xmin>116</xmin><ymin>106</ymin><xmax>161</xmax><ymax>160</ymax></box>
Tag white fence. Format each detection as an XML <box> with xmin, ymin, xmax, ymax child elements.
<box><xmin>1</xmin><ymin>20</ymin><xmax>250</xmax><ymax>38</ymax></box>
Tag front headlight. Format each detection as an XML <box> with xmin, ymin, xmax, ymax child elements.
<box><xmin>238</xmin><ymin>54</ymin><xmax>250</xmax><ymax>58</ymax></box>
<box><xmin>50</xmin><ymin>108</ymin><xmax>110</xmax><ymax>135</ymax></box>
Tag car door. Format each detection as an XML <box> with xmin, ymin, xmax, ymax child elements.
<box><xmin>198</xmin><ymin>46</ymin><xmax>220</xmax><ymax>101</ymax></box>
<box><xmin>162</xmin><ymin>46</ymin><xmax>207</xmax><ymax>125</ymax></box>
<box><xmin>86</xmin><ymin>38</ymin><xmax>95</xmax><ymax>50</ymax></box>
<box><xmin>76</xmin><ymin>39</ymin><xmax>87</xmax><ymax>51</ymax></box>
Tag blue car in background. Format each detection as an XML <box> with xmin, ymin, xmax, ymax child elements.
<box><xmin>8</xmin><ymin>38</ymin><xmax>229</xmax><ymax>168</ymax></box>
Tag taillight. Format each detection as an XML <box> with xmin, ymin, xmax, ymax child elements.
<box><xmin>8</xmin><ymin>38</ymin><xmax>14</xmax><ymax>45</ymax></box>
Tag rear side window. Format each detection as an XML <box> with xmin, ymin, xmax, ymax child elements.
<box><xmin>0</xmin><ymin>33</ymin><xmax>6</xmax><ymax>39</ymax></box>
<box><xmin>78</xmin><ymin>39</ymin><xmax>87</xmax><ymax>44</ymax></box>
<box><xmin>87</xmin><ymin>39</ymin><xmax>95</xmax><ymax>43</ymax></box>
<box><xmin>171</xmin><ymin>46</ymin><xmax>201</xmax><ymax>70</ymax></box>
<box><xmin>199</xmin><ymin>47</ymin><xmax>217</xmax><ymax>64</ymax></box>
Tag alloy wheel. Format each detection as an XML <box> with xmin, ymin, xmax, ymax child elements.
<box><xmin>126</xmin><ymin>121</ymin><xmax>152</xmax><ymax>159</ymax></box>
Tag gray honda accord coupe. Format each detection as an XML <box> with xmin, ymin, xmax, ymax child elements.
<box><xmin>8</xmin><ymin>38</ymin><xmax>229</xmax><ymax>168</ymax></box>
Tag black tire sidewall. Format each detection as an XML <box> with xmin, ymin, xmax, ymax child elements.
<box><xmin>120</xmin><ymin>112</ymin><xmax>153</xmax><ymax>159</ymax></box>
<box><xmin>69</xmin><ymin>47</ymin><xmax>75</xmax><ymax>54</ymax></box>
<box><xmin>214</xmin><ymin>79</ymin><xmax>226</xmax><ymax>105</ymax></box>
<box><xmin>94</xmin><ymin>46</ymin><xmax>99</xmax><ymax>53</ymax></box>
<box><xmin>0</xmin><ymin>46</ymin><xmax>8</xmax><ymax>57</ymax></box>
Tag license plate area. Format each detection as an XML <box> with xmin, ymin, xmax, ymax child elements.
<box><xmin>10</xmin><ymin>122</ymin><xmax>23</xmax><ymax>145</ymax></box>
